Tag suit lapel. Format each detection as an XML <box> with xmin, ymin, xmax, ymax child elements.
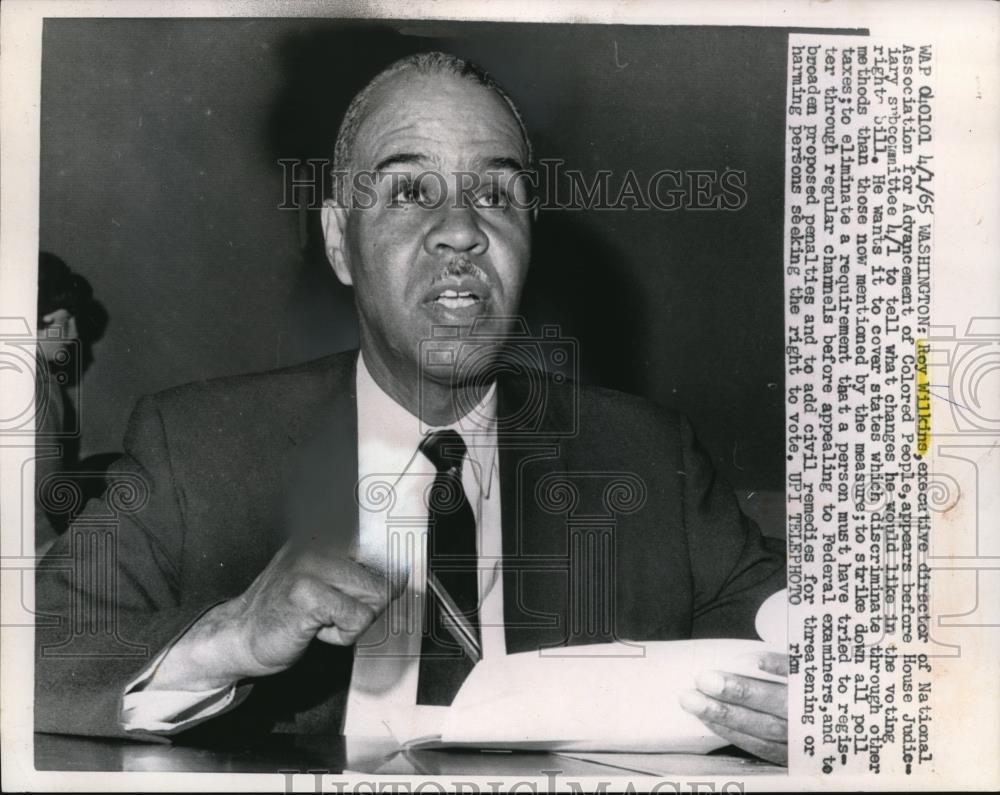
<box><xmin>276</xmin><ymin>352</ymin><xmax>361</xmax><ymax>733</ymax></box>
<box><xmin>283</xmin><ymin>352</ymin><xmax>361</xmax><ymax>557</ymax></box>
<box><xmin>498</xmin><ymin>374</ymin><xmax>576</xmax><ymax>654</ymax></box>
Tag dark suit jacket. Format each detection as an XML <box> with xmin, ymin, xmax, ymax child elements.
<box><xmin>35</xmin><ymin>351</ymin><xmax>785</xmax><ymax>742</ymax></box>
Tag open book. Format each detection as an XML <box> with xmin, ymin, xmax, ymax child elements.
<box><xmin>392</xmin><ymin>637</ymin><xmax>784</xmax><ymax>754</ymax></box>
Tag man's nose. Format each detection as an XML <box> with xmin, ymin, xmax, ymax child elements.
<box><xmin>423</xmin><ymin>205</ymin><xmax>489</xmax><ymax>256</ymax></box>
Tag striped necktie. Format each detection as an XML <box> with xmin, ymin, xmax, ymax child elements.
<box><xmin>416</xmin><ymin>429</ymin><xmax>482</xmax><ymax>705</ymax></box>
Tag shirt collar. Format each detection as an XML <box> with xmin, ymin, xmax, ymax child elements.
<box><xmin>355</xmin><ymin>352</ymin><xmax>498</xmax><ymax>496</ymax></box>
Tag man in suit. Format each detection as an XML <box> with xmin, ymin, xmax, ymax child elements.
<box><xmin>36</xmin><ymin>52</ymin><xmax>788</xmax><ymax>764</ymax></box>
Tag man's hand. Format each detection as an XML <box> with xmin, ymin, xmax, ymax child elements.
<box><xmin>679</xmin><ymin>651</ymin><xmax>788</xmax><ymax>765</ymax></box>
<box><xmin>148</xmin><ymin>543</ymin><xmax>407</xmax><ymax>691</ymax></box>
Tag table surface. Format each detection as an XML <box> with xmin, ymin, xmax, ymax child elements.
<box><xmin>34</xmin><ymin>733</ymin><xmax>784</xmax><ymax>777</ymax></box>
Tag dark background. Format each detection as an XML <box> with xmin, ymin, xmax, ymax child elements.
<box><xmin>39</xmin><ymin>19</ymin><xmax>853</xmax><ymax>533</ymax></box>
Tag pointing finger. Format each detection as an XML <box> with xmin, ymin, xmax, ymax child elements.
<box><xmin>755</xmin><ymin>651</ymin><xmax>790</xmax><ymax>677</ymax></box>
<box><xmin>695</xmin><ymin>670</ymin><xmax>788</xmax><ymax>717</ymax></box>
<box><xmin>680</xmin><ymin>689</ymin><xmax>788</xmax><ymax>742</ymax></box>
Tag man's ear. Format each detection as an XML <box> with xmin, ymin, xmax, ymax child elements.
<box><xmin>321</xmin><ymin>199</ymin><xmax>353</xmax><ymax>286</ymax></box>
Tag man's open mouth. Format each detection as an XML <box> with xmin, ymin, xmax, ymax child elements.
<box><xmin>423</xmin><ymin>276</ymin><xmax>492</xmax><ymax>315</ymax></box>
<box><xmin>434</xmin><ymin>288</ymin><xmax>481</xmax><ymax>309</ymax></box>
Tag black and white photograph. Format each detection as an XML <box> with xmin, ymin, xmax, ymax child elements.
<box><xmin>1</xmin><ymin>1</ymin><xmax>998</xmax><ymax>792</ymax></box>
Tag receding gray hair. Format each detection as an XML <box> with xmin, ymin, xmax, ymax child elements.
<box><xmin>330</xmin><ymin>51</ymin><xmax>533</xmax><ymax>202</ymax></box>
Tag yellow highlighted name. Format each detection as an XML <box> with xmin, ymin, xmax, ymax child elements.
<box><xmin>916</xmin><ymin>338</ymin><xmax>931</xmax><ymax>456</ymax></box>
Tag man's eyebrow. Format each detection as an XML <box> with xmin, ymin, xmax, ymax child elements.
<box><xmin>476</xmin><ymin>156</ymin><xmax>527</xmax><ymax>172</ymax></box>
<box><xmin>371</xmin><ymin>153</ymin><xmax>432</xmax><ymax>173</ymax></box>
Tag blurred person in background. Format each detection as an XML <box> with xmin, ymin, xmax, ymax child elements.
<box><xmin>35</xmin><ymin>252</ymin><xmax>107</xmax><ymax>554</ymax></box>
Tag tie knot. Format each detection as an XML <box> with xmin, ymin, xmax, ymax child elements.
<box><xmin>419</xmin><ymin>429</ymin><xmax>467</xmax><ymax>473</ymax></box>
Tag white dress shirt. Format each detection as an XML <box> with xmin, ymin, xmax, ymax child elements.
<box><xmin>121</xmin><ymin>354</ymin><xmax>505</xmax><ymax>735</ymax></box>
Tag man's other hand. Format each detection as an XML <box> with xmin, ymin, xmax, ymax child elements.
<box><xmin>147</xmin><ymin>543</ymin><xmax>407</xmax><ymax>691</ymax></box>
<box><xmin>679</xmin><ymin>651</ymin><xmax>788</xmax><ymax>766</ymax></box>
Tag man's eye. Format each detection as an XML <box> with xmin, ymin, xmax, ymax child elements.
<box><xmin>393</xmin><ymin>180</ymin><xmax>424</xmax><ymax>204</ymax></box>
<box><xmin>473</xmin><ymin>188</ymin><xmax>508</xmax><ymax>209</ymax></box>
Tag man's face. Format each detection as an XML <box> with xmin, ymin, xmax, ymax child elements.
<box><xmin>322</xmin><ymin>71</ymin><xmax>533</xmax><ymax>390</ymax></box>
<box><xmin>38</xmin><ymin>308</ymin><xmax>79</xmax><ymax>364</ymax></box>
